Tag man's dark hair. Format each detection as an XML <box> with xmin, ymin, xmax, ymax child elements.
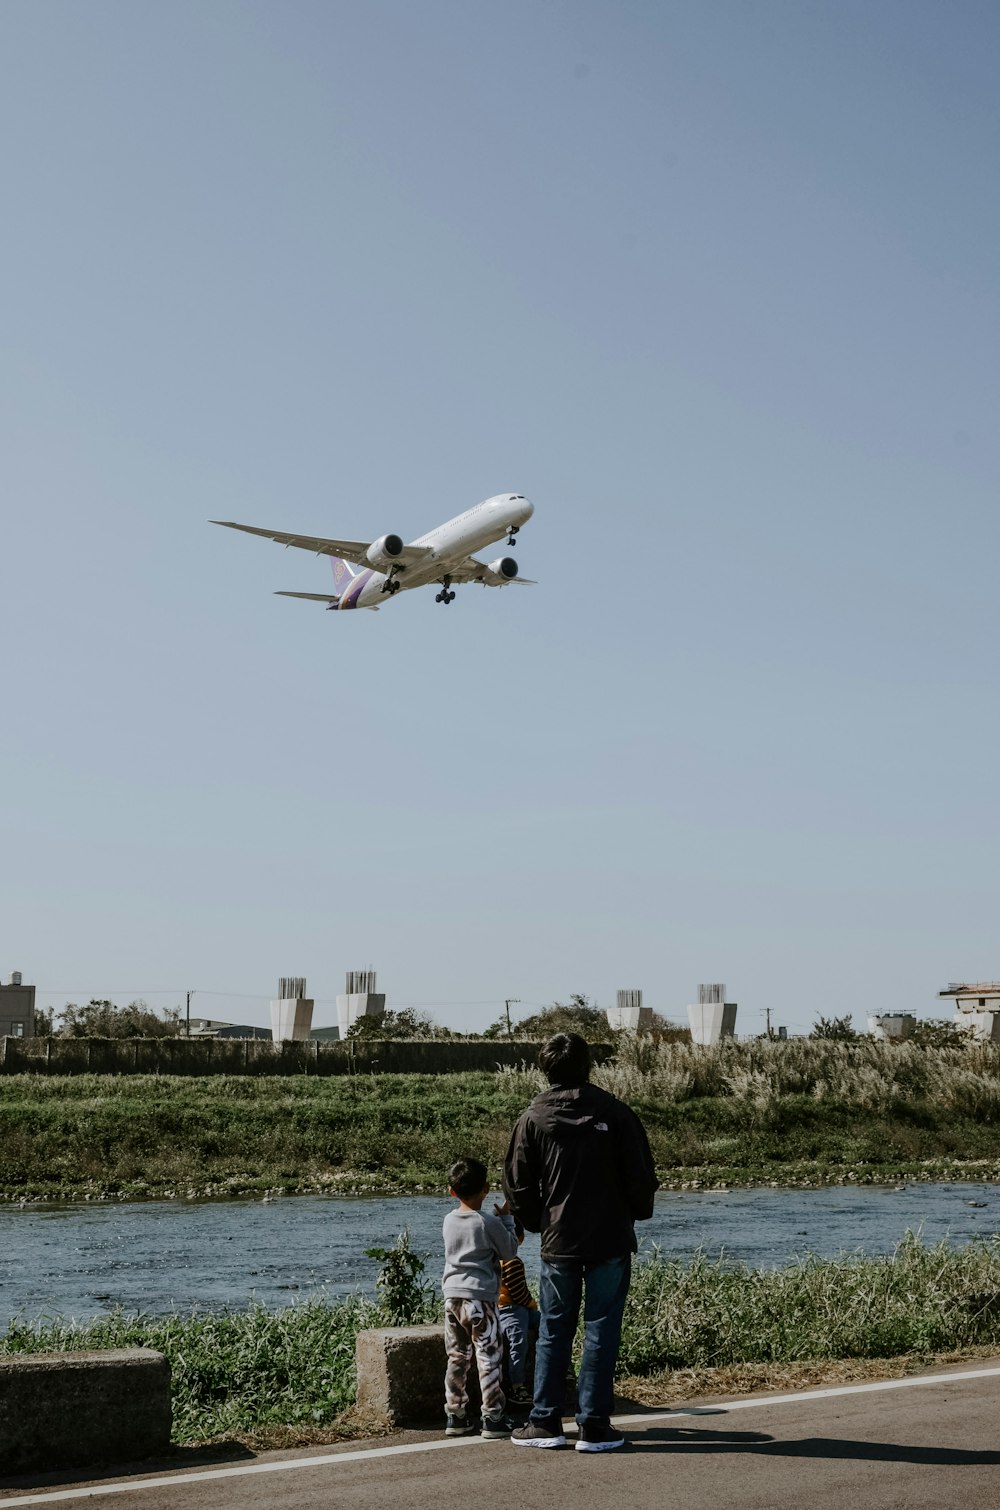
<box><xmin>448</xmin><ymin>1156</ymin><xmax>488</xmax><ymax>1199</ymax></box>
<box><xmin>538</xmin><ymin>1031</ymin><xmax>591</xmax><ymax>1087</ymax></box>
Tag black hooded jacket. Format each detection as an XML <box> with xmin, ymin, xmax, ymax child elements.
<box><xmin>502</xmin><ymin>1083</ymin><xmax>658</xmax><ymax>1264</ymax></box>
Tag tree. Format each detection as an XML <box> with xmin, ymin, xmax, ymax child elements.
<box><xmin>483</xmin><ymin>995</ymin><xmax>616</xmax><ymax>1043</ymax></box>
<box><xmin>56</xmin><ymin>999</ymin><xmax>182</xmax><ymax>1039</ymax></box>
<box><xmin>32</xmin><ymin>1004</ymin><xmax>55</xmax><ymax>1036</ymax></box>
<box><xmin>810</xmin><ymin>1014</ymin><xmax>858</xmax><ymax>1042</ymax></box>
<box><xmin>909</xmin><ymin>1017</ymin><xmax>976</xmax><ymax>1050</ymax></box>
<box><xmin>345</xmin><ymin>1008</ymin><xmax>446</xmax><ymax>1041</ymax></box>
<box><xmin>642</xmin><ymin>1010</ymin><xmax>691</xmax><ymax>1043</ymax></box>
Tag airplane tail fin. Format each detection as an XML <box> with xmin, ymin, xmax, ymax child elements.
<box><xmin>331</xmin><ymin>557</ymin><xmax>358</xmax><ymax>592</ymax></box>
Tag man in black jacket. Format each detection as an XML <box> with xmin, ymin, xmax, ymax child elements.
<box><xmin>503</xmin><ymin>1031</ymin><xmax>657</xmax><ymax>1453</ymax></box>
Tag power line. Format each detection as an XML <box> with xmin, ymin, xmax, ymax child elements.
<box><xmin>36</xmin><ymin>988</ymin><xmax>515</xmax><ymax>1010</ymax></box>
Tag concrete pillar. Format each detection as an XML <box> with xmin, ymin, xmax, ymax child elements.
<box><xmin>868</xmin><ymin>1013</ymin><xmax>916</xmax><ymax>1041</ymax></box>
<box><xmin>336</xmin><ymin>970</ymin><xmax>385</xmax><ymax>1038</ymax></box>
<box><xmin>270</xmin><ymin>976</ymin><xmax>313</xmax><ymax>1042</ymax></box>
<box><xmin>688</xmin><ymin>987</ymin><xmax>737</xmax><ymax>1045</ymax></box>
<box><xmin>606</xmin><ymin>987</ymin><xmax>653</xmax><ymax>1032</ymax></box>
<box><xmin>956</xmin><ymin>1010</ymin><xmax>1000</xmax><ymax>1043</ymax></box>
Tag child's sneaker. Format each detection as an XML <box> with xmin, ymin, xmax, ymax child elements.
<box><xmin>480</xmin><ymin>1413</ymin><xmax>516</xmax><ymax>1440</ymax></box>
<box><xmin>445</xmin><ymin>1413</ymin><xmax>475</xmax><ymax>1436</ymax></box>
<box><xmin>506</xmin><ymin>1383</ymin><xmax>533</xmax><ymax>1407</ymax></box>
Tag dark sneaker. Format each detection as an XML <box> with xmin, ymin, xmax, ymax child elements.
<box><xmin>445</xmin><ymin>1413</ymin><xmax>475</xmax><ymax>1437</ymax></box>
<box><xmin>575</xmin><ymin>1422</ymin><xmax>626</xmax><ymax>1453</ymax></box>
<box><xmin>511</xmin><ymin>1420</ymin><xmax>567</xmax><ymax>1449</ymax></box>
<box><xmin>481</xmin><ymin>1413</ymin><xmax>516</xmax><ymax>1440</ymax></box>
<box><xmin>506</xmin><ymin>1383</ymin><xmax>534</xmax><ymax>1407</ymax></box>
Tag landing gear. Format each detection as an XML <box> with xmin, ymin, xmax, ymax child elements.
<box><xmin>435</xmin><ymin>576</ymin><xmax>456</xmax><ymax>604</ymax></box>
<box><xmin>380</xmin><ymin>572</ymin><xmax>401</xmax><ymax>595</ymax></box>
<box><xmin>507</xmin><ymin>525</ymin><xmax>519</xmax><ymax>547</ymax></box>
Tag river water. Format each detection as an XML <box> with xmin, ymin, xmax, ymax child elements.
<box><xmin>1</xmin><ymin>1184</ymin><xmax>998</xmax><ymax>1331</ymax></box>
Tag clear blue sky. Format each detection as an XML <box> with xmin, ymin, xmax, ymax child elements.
<box><xmin>3</xmin><ymin>1</ymin><xmax>998</xmax><ymax>1037</ymax></box>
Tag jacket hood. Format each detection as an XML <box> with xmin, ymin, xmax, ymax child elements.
<box><xmin>529</xmin><ymin>1084</ymin><xmax>615</xmax><ymax>1140</ymax></box>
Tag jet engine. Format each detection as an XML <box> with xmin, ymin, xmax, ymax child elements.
<box><xmin>484</xmin><ymin>556</ymin><xmax>518</xmax><ymax>585</ymax></box>
<box><xmin>366</xmin><ymin>533</ymin><xmax>404</xmax><ymax>570</ymax></box>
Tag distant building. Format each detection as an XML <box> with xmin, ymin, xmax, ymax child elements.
<box><xmin>868</xmin><ymin>1012</ymin><xmax>917</xmax><ymax>1041</ymax></box>
<box><xmin>938</xmin><ymin>982</ymin><xmax>1000</xmax><ymax>1043</ymax></box>
<box><xmin>310</xmin><ymin>1025</ymin><xmax>341</xmax><ymax>1041</ymax></box>
<box><xmin>687</xmin><ymin>984</ymin><xmax>737</xmax><ymax>1046</ymax></box>
<box><xmin>187</xmin><ymin>1018</ymin><xmax>272</xmax><ymax>1040</ymax></box>
<box><xmin>0</xmin><ymin>972</ymin><xmax>35</xmax><ymax>1039</ymax></box>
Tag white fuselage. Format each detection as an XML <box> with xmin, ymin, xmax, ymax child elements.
<box><xmin>346</xmin><ymin>493</ymin><xmax>534</xmax><ymax>609</ymax></box>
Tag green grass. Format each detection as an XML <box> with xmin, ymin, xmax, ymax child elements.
<box><xmin>4</xmin><ymin>1038</ymin><xmax>1000</xmax><ymax>1199</ymax></box>
<box><xmin>0</xmin><ymin>1298</ymin><xmax>375</xmax><ymax>1443</ymax></box>
<box><xmin>4</xmin><ymin>1235</ymin><xmax>1000</xmax><ymax>1443</ymax></box>
<box><xmin>619</xmin><ymin>1233</ymin><xmax>1000</xmax><ymax>1372</ymax></box>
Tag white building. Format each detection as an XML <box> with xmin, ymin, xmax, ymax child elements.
<box><xmin>938</xmin><ymin>982</ymin><xmax>1000</xmax><ymax>1043</ymax></box>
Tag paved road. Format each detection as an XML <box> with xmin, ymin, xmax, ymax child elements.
<box><xmin>5</xmin><ymin>1362</ymin><xmax>1000</xmax><ymax>1509</ymax></box>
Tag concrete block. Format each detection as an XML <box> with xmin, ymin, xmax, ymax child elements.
<box><xmin>687</xmin><ymin>1001</ymin><xmax>738</xmax><ymax>1045</ymax></box>
<box><xmin>356</xmin><ymin>1326</ymin><xmax>447</xmax><ymax>1426</ymax></box>
<box><xmin>336</xmin><ymin>993</ymin><xmax>386</xmax><ymax>1039</ymax></box>
<box><xmin>271</xmin><ymin>997</ymin><xmax>314</xmax><ymax>1043</ymax></box>
<box><xmin>0</xmin><ymin>1349</ymin><xmax>171</xmax><ymax>1475</ymax></box>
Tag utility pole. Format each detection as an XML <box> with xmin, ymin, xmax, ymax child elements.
<box><xmin>765</xmin><ymin>1005</ymin><xmax>773</xmax><ymax>1040</ymax></box>
<box><xmin>186</xmin><ymin>989</ymin><xmax>195</xmax><ymax>1038</ymax></box>
<box><xmin>505</xmin><ymin>998</ymin><xmax>520</xmax><ymax>1040</ymax></box>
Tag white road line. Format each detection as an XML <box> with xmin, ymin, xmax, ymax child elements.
<box><xmin>611</xmin><ymin>1362</ymin><xmax>1000</xmax><ymax>1425</ymax></box>
<box><xmin>4</xmin><ymin>1363</ymin><xmax>1000</xmax><ymax>1506</ymax></box>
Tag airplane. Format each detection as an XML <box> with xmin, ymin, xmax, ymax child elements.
<box><xmin>211</xmin><ymin>493</ymin><xmax>536</xmax><ymax>611</ymax></box>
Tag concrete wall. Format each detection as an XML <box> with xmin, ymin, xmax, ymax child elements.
<box><xmin>0</xmin><ymin>1036</ymin><xmax>613</xmax><ymax>1076</ymax></box>
<box><xmin>868</xmin><ymin>1013</ymin><xmax>917</xmax><ymax>1041</ymax></box>
<box><xmin>954</xmin><ymin>1010</ymin><xmax>1000</xmax><ymax>1044</ymax></box>
<box><xmin>0</xmin><ymin>1348</ymin><xmax>171</xmax><ymax>1474</ymax></box>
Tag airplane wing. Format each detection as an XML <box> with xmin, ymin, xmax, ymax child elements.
<box><xmin>211</xmin><ymin>520</ymin><xmax>432</xmax><ymax>569</ymax></box>
<box><xmin>274</xmin><ymin>590</ymin><xmax>381</xmax><ymax>611</ymax></box>
<box><xmin>450</xmin><ymin>555</ymin><xmax>537</xmax><ymax>585</ymax></box>
<box><xmin>274</xmin><ymin>591</ymin><xmax>341</xmax><ymax>604</ymax></box>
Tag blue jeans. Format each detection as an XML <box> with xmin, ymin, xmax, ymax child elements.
<box><xmin>530</xmin><ymin>1254</ymin><xmax>631</xmax><ymax>1431</ymax></box>
<box><xmin>499</xmin><ymin>1304</ymin><xmax>540</xmax><ymax>1386</ymax></box>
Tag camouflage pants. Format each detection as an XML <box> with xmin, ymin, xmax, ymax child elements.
<box><xmin>444</xmin><ymin>1297</ymin><xmax>505</xmax><ymax>1418</ymax></box>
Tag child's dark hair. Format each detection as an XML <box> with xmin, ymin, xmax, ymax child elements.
<box><xmin>449</xmin><ymin>1156</ymin><xmax>488</xmax><ymax>1199</ymax></box>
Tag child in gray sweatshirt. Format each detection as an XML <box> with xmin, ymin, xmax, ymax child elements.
<box><xmin>442</xmin><ymin>1155</ymin><xmax>518</xmax><ymax>1440</ymax></box>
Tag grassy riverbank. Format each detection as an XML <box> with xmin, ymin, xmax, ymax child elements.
<box><xmin>4</xmin><ymin>1038</ymin><xmax>1000</xmax><ymax>1198</ymax></box>
<box><xmin>3</xmin><ymin>1235</ymin><xmax>1000</xmax><ymax>1445</ymax></box>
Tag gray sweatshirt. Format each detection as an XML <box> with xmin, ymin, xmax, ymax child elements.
<box><xmin>442</xmin><ymin>1207</ymin><xmax>518</xmax><ymax>1302</ymax></box>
